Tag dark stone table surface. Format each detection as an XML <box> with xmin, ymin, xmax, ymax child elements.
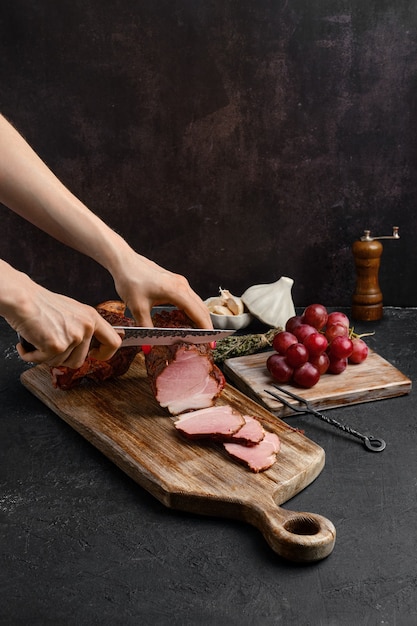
<box><xmin>1</xmin><ymin>308</ymin><xmax>417</xmax><ymax>625</ymax></box>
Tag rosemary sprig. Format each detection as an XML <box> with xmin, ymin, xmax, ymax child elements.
<box><xmin>212</xmin><ymin>327</ymin><xmax>281</xmax><ymax>363</ymax></box>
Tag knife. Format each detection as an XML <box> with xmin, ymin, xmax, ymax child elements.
<box><xmin>112</xmin><ymin>326</ymin><xmax>234</xmax><ymax>346</ymax></box>
<box><xmin>18</xmin><ymin>327</ymin><xmax>235</xmax><ymax>352</ymax></box>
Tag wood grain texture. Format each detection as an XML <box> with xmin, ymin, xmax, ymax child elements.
<box><xmin>224</xmin><ymin>349</ymin><xmax>412</xmax><ymax>416</ymax></box>
<box><xmin>20</xmin><ymin>353</ymin><xmax>335</xmax><ymax>563</ymax></box>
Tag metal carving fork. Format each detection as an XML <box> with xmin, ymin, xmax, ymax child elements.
<box><xmin>264</xmin><ymin>385</ymin><xmax>386</xmax><ymax>452</ymax></box>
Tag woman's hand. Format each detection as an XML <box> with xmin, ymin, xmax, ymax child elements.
<box><xmin>1</xmin><ymin>263</ymin><xmax>122</xmax><ymax>368</ymax></box>
<box><xmin>111</xmin><ymin>251</ymin><xmax>212</xmax><ymax>329</ymax></box>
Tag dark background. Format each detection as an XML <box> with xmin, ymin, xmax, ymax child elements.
<box><xmin>0</xmin><ymin>0</ymin><xmax>415</xmax><ymax>309</ymax></box>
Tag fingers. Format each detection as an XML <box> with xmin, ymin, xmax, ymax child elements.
<box><xmin>124</xmin><ymin>277</ymin><xmax>212</xmax><ymax>330</ymax></box>
<box><xmin>16</xmin><ymin>312</ymin><xmax>122</xmax><ymax>368</ymax></box>
<box><xmin>180</xmin><ymin>299</ymin><xmax>213</xmax><ymax>329</ymax></box>
<box><xmin>129</xmin><ymin>306</ymin><xmax>153</xmax><ymax>328</ymax></box>
<box><xmin>88</xmin><ymin>321</ymin><xmax>122</xmax><ymax>361</ymax></box>
<box><xmin>163</xmin><ymin>277</ymin><xmax>213</xmax><ymax>329</ymax></box>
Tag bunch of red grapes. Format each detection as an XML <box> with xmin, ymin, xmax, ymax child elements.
<box><xmin>267</xmin><ymin>304</ymin><xmax>369</xmax><ymax>389</ymax></box>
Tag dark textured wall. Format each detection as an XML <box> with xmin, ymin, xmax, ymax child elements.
<box><xmin>0</xmin><ymin>1</ymin><xmax>415</xmax><ymax>309</ymax></box>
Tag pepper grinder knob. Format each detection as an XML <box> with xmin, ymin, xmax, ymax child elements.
<box><xmin>351</xmin><ymin>226</ymin><xmax>399</xmax><ymax>322</ymax></box>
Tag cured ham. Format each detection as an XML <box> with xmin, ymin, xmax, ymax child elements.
<box><xmin>145</xmin><ymin>309</ymin><xmax>225</xmax><ymax>415</ymax></box>
<box><xmin>145</xmin><ymin>343</ymin><xmax>225</xmax><ymax>414</ymax></box>
<box><xmin>174</xmin><ymin>407</ymin><xmax>266</xmax><ymax>446</ymax></box>
<box><xmin>174</xmin><ymin>405</ymin><xmax>279</xmax><ymax>471</ymax></box>
<box><xmin>174</xmin><ymin>405</ymin><xmax>245</xmax><ymax>439</ymax></box>
<box><xmin>51</xmin><ymin>301</ymin><xmax>139</xmax><ymax>390</ymax></box>
<box><xmin>228</xmin><ymin>415</ymin><xmax>265</xmax><ymax>445</ymax></box>
<box><xmin>224</xmin><ymin>432</ymin><xmax>281</xmax><ymax>473</ymax></box>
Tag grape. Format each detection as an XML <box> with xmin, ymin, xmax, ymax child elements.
<box><xmin>293</xmin><ymin>362</ymin><xmax>320</xmax><ymax>388</ymax></box>
<box><xmin>267</xmin><ymin>303</ymin><xmax>369</xmax><ymax>391</ymax></box>
<box><xmin>285</xmin><ymin>315</ymin><xmax>303</xmax><ymax>333</ymax></box>
<box><xmin>267</xmin><ymin>353</ymin><xmax>294</xmax><ymax>383</ymax></box>
<box><xmin>348</xmin><ymin>338</ymin><xmax>369</xmax><ymax>364</ymax></box>
<box><xmin>328</xmin><ymin>335</ymin><xmax>353</xmax><ymax>359</ymax></box>
<box><xmin>325</xmin><ymin>323</ymin><xmax>348</xmax><ymax>342</ymax></box>
<box><xmin>293</xmin><ymin>323</ymin><xmax>317</xmax><ymax>343</ymax></box>
<box><xmin>327</xmin><ymin>311</ymin><xmax>350</xmax><ymax>329</ymax></box>
<box><xmin>309</xmin><ymin>352</ymin><xmax>330</xmax><ymax>375</ymax></box>
<box><xmin>303</xmin><ymin>332</ymin><xmax>328</xmax><ymax>356</ymax></box>
<box><xmin>272</xmin><ymin>331</ymin><xmax>298</xmax><ymax>355</ymax></box>
<box><xmin>328</xmin><ymin>357</ymin><xmax>348</xmax><ymax>375</ymax></box>
<box><xmin>285</xmin><ymin>343</ymin><xmax>309</xmax><ymax>368</ymax></box>
<box><xmin>302</xmin><ymin>304</ymin><xmax>328</xmax><ymax>330</ymax></box>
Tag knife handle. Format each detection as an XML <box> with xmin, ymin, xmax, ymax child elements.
<box><xmin>17</xmin><ymin>333</ymin><xmax>101</xmax><ymax>353</ymax></box>
<box><xmin>18</xmin><ymin>334</ymin><xmax>37</xmax><ymax>352</ymax></box>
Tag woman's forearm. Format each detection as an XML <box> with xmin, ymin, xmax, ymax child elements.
<box><xmin>0</xmin><ymin>114</ymin><xmax>130</xmax><ymax>273</ymax></box>
<box><xmin>0</xmin><ymin>114</ymin><xmax>212</xmax><ymax>330</ymax></box>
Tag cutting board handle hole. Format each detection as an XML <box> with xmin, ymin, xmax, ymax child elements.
<box><xmin>284</xmin><ymin>515</ymin><xmax>321</xmax><ymax>536</ymax></box>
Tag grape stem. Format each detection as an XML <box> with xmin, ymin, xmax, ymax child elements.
<box><xmin>349</xmin><ymin>327</ymin><xmax>375</xmax><ymax>340</ymax></box>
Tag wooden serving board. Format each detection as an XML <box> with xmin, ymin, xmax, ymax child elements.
<box><xmin>224</xmin><ymin>349</ymin><xmax>411</xmax><ymax>416</ymax></box>
<box><xmin>21</xmin><ymin>353</ymin><xmax>335</xmax><ymax>563</ymax></box>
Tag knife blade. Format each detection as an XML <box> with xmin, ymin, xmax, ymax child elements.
<box><xmin>17</xmin><ymin>327</ymin><xmax>235</xmax><ymax>352</ymax></box>
<box><xmin>113</xmin><ymin>326</ymin><xmax>235</xmax><ymax>346</ymax></box>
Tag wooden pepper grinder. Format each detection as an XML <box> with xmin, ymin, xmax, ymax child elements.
<box><xmin>351</xmin><ymin>226</ymin><xmax>399</xmax><ymax>321</ymax></box>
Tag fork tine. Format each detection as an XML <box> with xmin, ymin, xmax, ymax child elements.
<box><xmin>264</xmin><ymin>389</ymin><xmax>307</xmax><ymax>414</ymax></box>
<box><xmin>271</xmin><ymin>384</ymin><xmax>310</xmax><ymax>407</ymax></box>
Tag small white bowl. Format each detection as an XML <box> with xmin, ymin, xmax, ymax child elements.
<box><xmin>209</xmin><ymin>311</ymin><xmax>253</xmax><ymax>330</ymax></box>
<box><xmin>204</xmin><ymin>298</ymin><xmax>253</xmax><ymax>330</ymax></box>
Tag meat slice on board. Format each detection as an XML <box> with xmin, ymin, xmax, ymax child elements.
<box><xmin>174</xmin><ymin>405</ymin><xmax>245</xmax><ymax>439</ymax></box>
<box><xmin>174</xmin><ymin>406</ymin><xmax>266</xmax><ymax>446</ymax></box>
<box><xmin>224</xmin><ymin>432</ymin><xmax>281</xmax><ymax>473</ymax></box>
<box><xmin>228</xmin><ymin>415</ymin><xmax>265</xmax><ymax>445</ymax></box>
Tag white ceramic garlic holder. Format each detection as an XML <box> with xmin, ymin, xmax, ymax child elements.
<box><xmin>204</xmin><ymin>290</ymin><xmax>253</xmax><ymax>330</ymax></box>
<box><xmin>241</xmin><ymin>276</ymin><xmax>296</xmax><ymax>328</ymax></box>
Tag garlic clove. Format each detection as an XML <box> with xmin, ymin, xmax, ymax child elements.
<box><xmin>205</xmin><ymin>289</ymin><xmax>246</xmax><ymax>317</ymax></box>
<box><xmin>226</xmin><ymin>297</ymin><xmax>244</xmax><ymax>316</ymax></box>
<box><xmin>205</xmin><ymin>296</ymin><xmax>226</xmax><ymax>313</ymax></box>
<box><xmin>219</xmin><ymin>288</ymin><xmax>245</xmax><ymax>316</ymax></box>
<box><xmin>241</xmin><ymin>276</ymin><xmax>296</xmax><ymax>328</ymax></box>
<box><xmin>212</xmin><ymin>305</ymin><xmax>234</xmax><ymax>316</ymax></box>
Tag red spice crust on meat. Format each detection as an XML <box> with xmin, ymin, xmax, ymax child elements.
<box><xmin>151</xmin><ymin>309</ymin><xmax>196</xmax><ymax>329</ymax></box>
<box><xmin>51</xmin><ymin>301</ymin><xmax>139</xmax><ymax>390</ymax></box>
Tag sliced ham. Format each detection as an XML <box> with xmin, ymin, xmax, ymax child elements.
<box><xmin>175</xmin><ymin>408</ymin><xmax>265</xmax><ymax>445</ymax></box>
<box><xmin>174</xmin><ymin>405</ymin><xmax>245</xmax><ymax>439</ymax></box>
<box><xmin>146</xmin><ymin>343</ymin><xmax>226</xmax><ymax>414</ymax></box>
<box><xmin>228</xmin><ymin>415</ymin><xmax>265</xmax><ymax>446</ymax></box>
<box><xmin>145</xmin><ymin>309</ymin><xmax>225</xmax><ymax>415</ymax></box>
<box><xmin>224</xmin><ymin>431</ymin><xmax>281</xmax><ymax>473</ymax></box>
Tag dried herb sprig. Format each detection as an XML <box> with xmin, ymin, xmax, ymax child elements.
<box><xmin>212</xmin><ymin>327</ymin><xmax>281</xmax><ymax>363</ymax></box>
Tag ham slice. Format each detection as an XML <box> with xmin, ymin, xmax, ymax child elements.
<box><xmin>145</xmin><ymin>308</ymin><xmax>225</xmax><ymax>415</ymax></box>
<box><xmin>175</xmin><ymin>408</ymin><xmax>266</xmax><ymax>445</ymax></box>
<box><xmin>228</xmin><ymin>415</ymin><xmax>265</xmax><ymax>446</ymax></box>
<box><xmin>146</xmin><ymin>344</ymin><xmax>225</xmax><ymax>415</ymax></box>
<box><xmin>174</xmin><ymin>405</ymin><xmax>245</xmax><ymax>439</ymax></box>
<box><xmin>175</xmin><ymin>406</ymin><xmax>280</xmax><ymax>471</ymax></box>
<box><xmin>224</xmin><ymin>431</ymin><xmax>281</xmax><ymax>473</ymax></box>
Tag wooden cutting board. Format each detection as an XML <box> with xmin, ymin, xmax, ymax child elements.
<box><xmin>21</xmin><ymin>353</ymin><xmax>335</xmax><ymax>563</ymax></box>
<box><xmin>224</xmin><ymin>349</ymin><xmax>411</xmax><ymax>416</ymax></box>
